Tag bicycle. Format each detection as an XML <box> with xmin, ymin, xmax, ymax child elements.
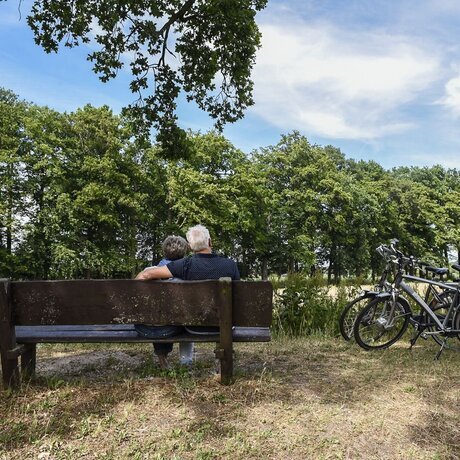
<box><xmin>339</xmin><ymin>244</ymin><xmax>394</xmax><ymax>341</ymax></box>
<box><xmin>353</xmin><ymin>249</ymin><xmax>460</xmax><ymax>358</ymax></box>
<box><xmin>420</xmin><ymin>262</ymin><xmax>460</xmax><ymax>350</ymax></box>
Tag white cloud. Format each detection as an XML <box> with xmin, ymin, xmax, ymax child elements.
<box><xmin>439</xmin><ymin>74</ymin><xmax>460</xmax><ymax>116</ymax></box>
<box><xmin>251</xmin><ymin>20</ymin><xmax>440</xmax><ymax>140</ymax></box>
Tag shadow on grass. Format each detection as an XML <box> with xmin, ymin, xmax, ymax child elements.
<box><xmin>405</xmin><ymin>351</ymin><xmax>460</xmax><ymax>458</ymax></box>
<box><xmin>2</xmin><ymin>337</ymin><xmax>460</xmax><ymax>456</ymax></box>
<box><xmin>0</xmin><ymin>345</ymin><xmax>181</xmax><ymax>452</ymax></box>
<box><xmin>0</xmin><ymin>342</ymin><xmax>263</xmax><ymax>453</ymax></box>
<box><xmin>0</xmin><ymin>378</ymin><xmax>143</xmax><ymax>452</ymax></box>
<box><xmin>260</xmin><ymin>335</ymin><xmax>460</xmax><ymax>458</ymax></box>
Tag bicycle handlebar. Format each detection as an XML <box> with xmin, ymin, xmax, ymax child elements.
<box><xmin>376</xmin><ymin>241</ymin><xmax>419</xmax><ymax>271</ymax></box>
<box><xmin>376</xmin><ymin>241</ymin><xmax>459</xmax><ymax>283</ymax></box>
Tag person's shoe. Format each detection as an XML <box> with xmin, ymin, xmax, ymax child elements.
<box><xmin>157</xmin><ymin>354</ymin><xmax>170</xmax><ymax>370</ymax></box>
<box><xmin>179</xmin><ymin>358</ymin><xmax>193</xmax><ymax>367</ymax></box>
<box><xmin>179</xmin><ymin>342</ymin><xmax>194</xmax><ymax>366</ymax></box>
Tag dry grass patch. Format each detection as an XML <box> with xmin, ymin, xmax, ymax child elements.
<box><xmin>1</xmin><ymin>337</ymin><xmax>459</xmax><ymax>459</ymax></box>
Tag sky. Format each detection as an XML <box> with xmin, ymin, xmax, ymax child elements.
<box><xmin>1</xmin><ymin>0</ymin><xmax>460</xmax><ymax>169</ymax></box>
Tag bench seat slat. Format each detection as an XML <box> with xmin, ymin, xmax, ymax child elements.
<box><xmin>15</xmin><ymin>326</ymin><xmax>270</xmax><ymax>343</ymax></box>
<box><xmin>16</xmin><ymin>324</ymin><xmax>137</xmax><ymax>332</ymax></box>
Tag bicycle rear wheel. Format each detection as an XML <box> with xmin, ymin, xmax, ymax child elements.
<box><xmin>339</xmin><ymin>293</ymin><xmax>377</xmax><ymax>341</ymax></box>
<box><xmin>453</xmin><ymin>307</ymin><xmax>460</xmax><ymax>347</ymax></box>
<box><xmin>425</xmin><ymin>292</ymin><xmax>460</xmax><ymax>351</ymax></box>
<box><xmin>353</xmin><ymin>297</ymin><xmax>410</xmax><ymax>350</ymax></box>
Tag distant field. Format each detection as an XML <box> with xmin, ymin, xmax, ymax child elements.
<box><xmin>1</xmin><ymin>336</ymin><xmax>459</xmax><ymax>459</ymax></box>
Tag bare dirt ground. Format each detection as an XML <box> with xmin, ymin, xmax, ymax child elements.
<box><xmin>1</xmin><ymin>336</ymin><xmax>460</xmax><ymax>459</ymax></box>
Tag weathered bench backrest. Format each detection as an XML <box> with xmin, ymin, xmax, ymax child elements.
<box><xmin>9</xmin><ymin>280</ymin><xmax>273</xmax><ymax>327</ymax></box>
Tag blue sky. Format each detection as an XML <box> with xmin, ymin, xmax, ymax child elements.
<box><xmin>1</xmin><ymin>0</ymin><xmax>460</xmax><ymax>169</ymax></box>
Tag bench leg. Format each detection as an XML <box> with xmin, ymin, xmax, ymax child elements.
<box><xmin>0</xmin><ymin>280</ymin><xmax>20</xmax><ymax>390</ymax></box>
<box><xmin>215</xmin><ymin>334</ymin><xmax>233</xmax><ymax>385</ymax></box>
<box><xmin>21</xmin><ymin>344</ymin><xmax>36</xmax><ymax>380</ymax></box>
<box><xmin>214</xmin><ymin>343</ymin><xmax>233</xmax><ymax>384</ymax></box>
<box><xmin>217</xmin><ymin>278</ymin><xmax>234</xmax><ymax>385</ymax></box>
<box><xmin>1</xmin><ymin>354</ymin><xmax>20</xmax><ymax>390</ymax></box>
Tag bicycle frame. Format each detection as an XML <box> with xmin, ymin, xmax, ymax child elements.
<box><xmin>397</xmin><ymin>273</ymin><xmax>460</xmax><ymax>333</ymax></box>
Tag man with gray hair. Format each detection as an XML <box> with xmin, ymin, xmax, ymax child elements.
<box><xmin>186</xmin><ymin>224</ymin><xmax>211</xmax><ymax>252</ymax></box>
<box><xmin>136</xmin><ymin>224</ymin><xmax>240</xmax><ymax>281</ymax></box>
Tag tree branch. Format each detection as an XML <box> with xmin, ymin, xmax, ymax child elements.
<box><xmin>159</xmin><ymin>0</ymin><xmax>196</xmax><ymax>35</ymax></box>
<box><xmin>157</xmin><ymin>0</ymin><xmax>195</xmax><ymax>67</ymax></box>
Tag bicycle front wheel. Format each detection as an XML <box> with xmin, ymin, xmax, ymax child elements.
<box><xmin>353</xmin><ymin>297</ymin><xmax>410</xmax><ymax>350</ymax></box>
<box><xmin>339</xmin><ymin>293</ymin><xmax>377</xmax><ymax>341</ymax></box>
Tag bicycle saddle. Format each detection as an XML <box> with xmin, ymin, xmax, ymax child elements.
<box><xmin>452</xmin><ymin>263</ymin><xmax>460</xmax><ymax>273</ymax></box>
<box><xmin>425</xmin><ymin>266</ymin><xmax>449</xmax><ymax>276</ymax></box>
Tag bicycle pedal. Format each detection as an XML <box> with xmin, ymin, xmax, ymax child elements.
<box><xmin>420</xmin><ymin>332</ymin><xmax>429</xmax><ymax>340</ymax></box>
<box><xmin>409</xmin><ymin>315</ymin><xmax>423</xmax><ymax>328</ymax></box>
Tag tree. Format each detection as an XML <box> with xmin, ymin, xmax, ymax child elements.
<box><xmin>22</xmin><ymin>0</ymin><xmax>267</xmax><ymax>156</ymax></box>
<box><xmin>345</xmin><ymin>159</ymin><xmax>399</xmax><ymax>280</ymax></box>
<box><xmin>391</xmin><ymin>165</ymin><xmax>460</xmax><ymax>264</ymax></box>
<box><xmin>15</xmin><ymin>104</ymin><xmax>72</xmax><ymax>279</ymax></box>
<box><xmin>390</xmin><ymin>166</ymin><xmax>446</xmax><ymax>263</ymax></box>
<box><xmin>163</xmin><ymin>131</ymin><xmax>248</xmax><ymax>253</ymax></box>
<box><xmin>0</xmin><ymin>88</ymin><xmax>29</xmax><ymax>276</ymax></box>
<box><xmin>251</xmin><ymin>133</ymin><xmax>332</xmax><ymax>278</ymax></box>
<box><xmin>48</xmin><ymin>105</ymin><xmax>143</xmax><ymax>278</ymax></box>
<box><xmin>133</xmin><ymin>143</ymin><xmax>170</xmax><ymax>267</ymax></box>
<box><xmin>313</xmin><ymin>150</ymin><xmax>356</xmax><ymax>284</ymax></box>
<box><xmin>444</xmin><ymin>169</ymin><xmax>460</xmax><ymax>263</ymax></box>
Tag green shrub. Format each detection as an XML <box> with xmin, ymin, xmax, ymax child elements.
<box><xmin>272</xmin><ymin>272</ymin><xmax>360</xmax><ymax>337</ymax></box>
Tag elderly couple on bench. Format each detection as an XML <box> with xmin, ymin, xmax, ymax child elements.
<box><xmin>135</xmin><ymin>224</ymin><xmax>240</xmax><ymax>369</ymax></box>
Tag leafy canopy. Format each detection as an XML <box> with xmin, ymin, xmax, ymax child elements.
<box><xmin>19</xmin><ymin>0</ymin><xmax>267</xmax><ymax>156</ymax></box>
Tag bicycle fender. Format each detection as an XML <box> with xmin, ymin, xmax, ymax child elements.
<box><xmin>362</xmin><ymin>290</ymin><xmax>380</xmax><ymax>296</ymax></box>
<box><xmin>374</xmin><ymin>292</ymin><xmax>412</xmax><ymax>312</ymax></box>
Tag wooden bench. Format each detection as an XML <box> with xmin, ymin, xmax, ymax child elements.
<box><xmin>0</xmin><ymin>278</ymin><xmax>273</xmax><ymax>388</ymax></box>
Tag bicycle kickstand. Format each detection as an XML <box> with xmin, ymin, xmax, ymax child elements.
<box><xmin>409</xmin><ymin>330</ymin><xmax>423</xmax><ymax>349</ymax></box>
<box><xmin>435</xmin><ymin>338</ymin><xmax>448</xmax><ymax>360</ymax></box>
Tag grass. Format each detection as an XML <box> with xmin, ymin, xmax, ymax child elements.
<box><xmin>1</xmin><ymin>337</ymin><xmax>460</xmax><ymax>459</ymax></box>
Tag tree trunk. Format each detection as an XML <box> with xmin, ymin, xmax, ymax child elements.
<box><xmin>327</xmin><ymin>262</ymin><xmax>333</xmax><ymax>284</ymax></box>
<box><xmin>6</xmin><ymin>163</ymin><xmax>13</xmax><ymax>256</ymax></box>
<box><xmin>128</xmin><ymin>217</ymin><xmax>137</xmax><ymax>278</ymax></box>
<box><xmin>327</xmin><ymin>243</ymin><xmax>336</xmax><ymax>284</ymax></box>
<box><xmin>261</xmin><ymin>258</ymin><xmax>268</xmax><ymax>281</ymax></box>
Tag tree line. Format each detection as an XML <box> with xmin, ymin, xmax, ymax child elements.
<box><xmin>1</xmin><ymin>88</ymin><xmax>459</xmax><ymax>282</ymax></box>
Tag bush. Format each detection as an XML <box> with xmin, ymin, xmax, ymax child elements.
<box><xmin>272</xmin><ymin>272</ymin><xmax>359</xmax><ymax>337</ymax></box>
